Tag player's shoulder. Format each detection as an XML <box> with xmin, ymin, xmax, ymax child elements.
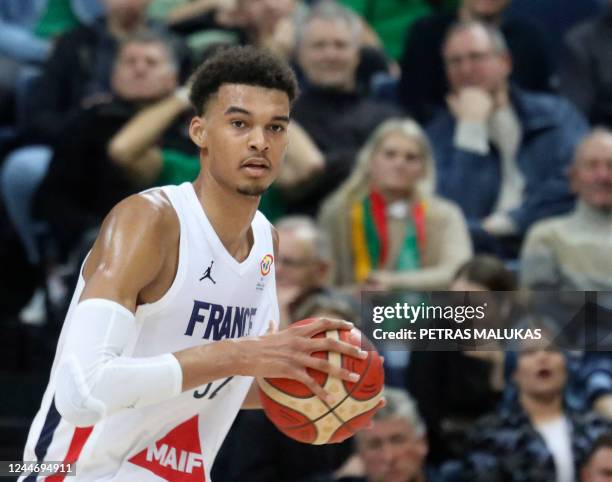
<box><xmin>105</xmin><ymin>189</ymin><xmax>179</xmax><ymax>245</ymax></box>
<box><xmin>255</xmin><ymin>210</ymin><xmax>279</xmax><ymax>257</ymax></box>
<box><xmin>83</xmin><ymin>189</ymin><xmax>180</xmax><ymax>282</ymax></box>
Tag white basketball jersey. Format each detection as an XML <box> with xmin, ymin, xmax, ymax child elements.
<box><xmin>20</xmin><ymin>182</ymin><xmax>279</xmax><ymax>482</ymax></box>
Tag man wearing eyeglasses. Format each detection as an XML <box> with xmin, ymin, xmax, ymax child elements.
<box><xmin>275</xmin><ymin>216</ymin><xmax>334</xmax><ymax>326</ymax></box>
<box><xmin>427</xmin><ymin>21</ymin><xmax>588</xmax><ymax>259</ymax></box>
<box><xmin>398</xmin><ymin>0</ymin><xmax>554</xmax><ymax>124</ymax></box>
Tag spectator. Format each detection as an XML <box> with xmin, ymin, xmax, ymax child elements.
<box><xmin>398</xmin><ymin>0</ymin><xmax>554</xmax><ymax>123</ymax></box>
<box><xmin>319</xmin><ymin>387</ymin><xmax>438</xmax><ymax>482</ymax></box>
<box><xmin>0</xmin><ymin>0</ymin><xmax>190</xmax><ymax>322</ymax></box>
<box><xmin>520</xmin><ymin>129</ymin><xmax>612</xmax><ymax>425</ymax></box>
<box><xmin>0</xmin><ymin>0</ymin><xmax>103</xmax><ymax>126</ymax></box>
<box><xmin>276</xmin><ymin>216</ymin><xmax>339</xmax><ymax>327</ymax></box>
<box><xmin>232</xmin><ymin>1</ymin><xmax>392</xmax><ymax>88</ymax></box>
<box><xmin>28</xmin><ymin>0</ymin><xmax>189</xmax><ymax>145</ymax></box>
<box><xmin>0</xmin><ymin>0</ymin><xmax>189</xmax><ymax>263</ymax></box>
<box><xmin>521</xmin><ymin>129</ymin><xmax>612</xmax><ymax>291</ymax></box>
<box><xmin>508</xmin><ymin>0</ymin><xmax>605</xmax><ymax>70</ymax></box>
<box><xmin>580</xmin><ymin>432</ymin><xmax>612</xmax><ymax>482</ymax></box>
<box><xmin>464</xmin><ymin>334</ymin><xmax>611</xmax><ymax>482</ymax></box>
<box><xmin>338</xmin><ymin>0</ymin><xmax>456</xmax><ymax>61</ymax></box>
<box><xmin>156</xmin><ymin>0</ymin><xmax>249</xmax><ymax>55</ymax></box>
<box><xmin>319</xmin><ymin>118</ymin><xmax>472</xmax><ymax>291</ymax></box>
<box><xmin>573</xmin><ymin>353</ymin><xmax>612</xmax><ymax>421</ymax></box>
<box><xmin>236</xmin><ymin>0</ymin><xmax>300</xmax><ymax>60</ymax></box>
<box><xmin>428</xmin><ymin>21</ymin><xmax>588</xmax><ymax>259</ymax></box>
<box><xmin>407</xmin><ymin>255</ymin><xmax>516</xmax><ymax>465</ymax></box>
<box><xmin>34</xmin><ymin>32</ymin><xmax>190</xmax><ymax>266</ymax></box>
<box><xmin>561</xmin><ymin>2</ymin><xmax>612</xmax><ymax>129</ymax></box>
<box><xmin>290</xmin><ymin>1</ymin><xmax>400</xmax><ymax>216</ymax></box>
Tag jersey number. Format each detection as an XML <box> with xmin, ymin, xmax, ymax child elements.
<box><xmin>193</xmin><ymin>376</ymin><xmax>234</xmax><ymax>400</ymax></box>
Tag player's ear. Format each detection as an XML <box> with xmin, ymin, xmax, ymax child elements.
<box><xmin>189</xmin><ymin>116</ymin><xmax>207</xmax><ymax>148</ymax></box>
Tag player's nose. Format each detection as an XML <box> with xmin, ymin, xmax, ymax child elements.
<box><xmin>248</xmin><ymin>126</ymin><xmax>269</xmax><ymax>152</ymax></box>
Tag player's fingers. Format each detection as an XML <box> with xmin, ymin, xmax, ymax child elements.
<box><xmin>299</xmin><ymin>354</ymin><xmax>360</xmax><ymax>383</ymax></box>
<box><xmin>293</xmin><ymin>370</ymin><xmax>334</xmax><ymax>405</ymax></box>
<box><xmin>298</xmin><ymin>317</ymin><xmax>354</xmax><ymax>336</ymax></box>
<box><xmin>308</xmin><ymin>337</ymin><xmax>367</xmax><ymax>360</ymax></box>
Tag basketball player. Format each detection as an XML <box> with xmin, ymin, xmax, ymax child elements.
<box><xmin>19</xmin><ymin>46</ymin><xmax>370</xmax><ymax>481</ymax></box>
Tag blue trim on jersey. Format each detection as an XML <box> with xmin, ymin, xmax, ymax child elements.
<box><xmin>24</xmin><ymin>396</ymin><xmax>61</xmax><ymax>481</ymax></box>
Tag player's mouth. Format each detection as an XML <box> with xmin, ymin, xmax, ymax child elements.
<box><xmin>241</xmin><ymin>158</ymin><xmax>270</xmax><ymax>178</ymax></box>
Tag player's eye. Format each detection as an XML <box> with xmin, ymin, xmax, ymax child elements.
<box><xmin>269</xmin><ymin>124</ymin><xmax>285</xmax><ymax>133</ymax></box>
<box><xmin>231</xmin><ymin>120</ymin><xmax>246</xmax><ymax>129</ymax></box>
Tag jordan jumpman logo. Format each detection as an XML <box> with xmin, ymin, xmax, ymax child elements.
<box><xmin>199</xmin><ymin>260</ymin><xmax>216</xmax><ymax>284</ymax></box>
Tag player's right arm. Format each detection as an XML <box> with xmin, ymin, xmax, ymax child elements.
<box><xmin>54</xmin><ymin>191</ymin><xmax>185</xmax><ymax>427</ymax></box>
<box><xmin>55</xmin><ymin>193</ymin><xmax>365</xmax><ymax>426</ymax></box>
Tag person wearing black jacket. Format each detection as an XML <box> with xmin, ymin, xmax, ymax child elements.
<box><xmin>0</xmin><ymin>0</ymin><xmax>191</xmax><ymax>269</ymax></box>
<box><xmin>398</xmin><ymin>0</ymin><xmax>553</xmax><ymax>124</ymax></box>
<box><xmin>34</xmin><ymin>33</ymin><xmax>193</xmax><ymax>260</ymax></box>
<box><xmin>289</xmin><ymin>2</ymin><xmax>400</xmax><ymax>216</ymax></box>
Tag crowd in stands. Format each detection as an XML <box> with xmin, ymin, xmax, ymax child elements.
<box><xmin>1</xmin><ymin>0</ymin><xmax>612</xmax><ymax>481</ymax></box>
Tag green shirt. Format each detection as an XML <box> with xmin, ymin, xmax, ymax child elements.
<box><xmin>258</xmin><ymin>185</ymin><xmax>287</xmax><ymax>224</ymax></box>
<box><xmin>158</xmin><ymin>149</ymin><xmax>200</xmax><ymax>185</ymax></box>
<box><xmin>339</xmin><ymin>0</ymin><xmax>457</xmax><ymax>60</ymax></box>
<box><xmin>34</xmin><ymin>0</ymin><xmax>80</xmax><ymax>38</ymax></box>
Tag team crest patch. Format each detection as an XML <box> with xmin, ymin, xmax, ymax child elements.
<box><xmin>260</xmin><ymin>254</ymin><xmax>273</xmax><ymax>276</ymax></box>
<box><xmin>128</xmin><ymin>415</ymin><xmax>205</xmax><ymax>481</ymax></box>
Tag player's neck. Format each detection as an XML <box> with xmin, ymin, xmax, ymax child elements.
<box><xmin>192</xmin><ymin>177</ymin><xmax>259</xmax><ymax>262</ymax></box>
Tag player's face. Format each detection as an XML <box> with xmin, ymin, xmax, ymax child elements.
<box><xmin>514</xmin><ymin>346</ymin><xmax>567</xmax><ymax>400</ymax></box>
<box><xmin>571</xmin><ymin>133</ymin><xmax>612</xmax><ymax>210</ymax></box>
<box><xmin>358</xmin><ymin>417</ymin><xmax>427</xmax><ymax>482</ymax></box>
<box><xmin>298</xmin><ymin>18</ymin><xmax>360</xmax><ymax>92</ymax></box>
<box><xmin>111</xmin><ymin>42</ymin><xmax>177</xmax><ymax>102</ymax></box>
<box><xmin>443</xmin><ymin>26</ymin><xmax>510</xmax><ymax>95</ymax></box>
<box><xmin>369</xmin><ymin>133</ymin><xmax>426</xmax><ymax>199</ymax></box>
<box><xmin>582</xmin><ymin>448</ymin><xmax>612</xmax><ymax>482</ymax></box>
<box><xmin>190</xmin><ymin>84</ymin><xmax>290</xmax><ymax>197</ymax></box>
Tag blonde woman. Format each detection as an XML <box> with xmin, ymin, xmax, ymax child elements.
<box><xmin>319</xmin><ymin>118</ymin><xmax>472</xmax><ymax>291</ymax></box>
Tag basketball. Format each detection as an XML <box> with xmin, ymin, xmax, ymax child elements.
<box><xmin>258</xmin><ymin>318</ymin><xmax>384</xmax><ymax>445</ymax></box>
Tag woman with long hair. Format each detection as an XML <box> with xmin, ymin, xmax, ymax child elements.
<box><xmin>319</xmin><ymin>118</ymin><xmax>472</xmax><ymax>291</ymax></box>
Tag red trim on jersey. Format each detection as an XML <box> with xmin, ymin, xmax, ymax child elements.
<box><xmin>46</xmin><ymin>426</ymin><xmax>94</xmax><ymax>481</ymax></box>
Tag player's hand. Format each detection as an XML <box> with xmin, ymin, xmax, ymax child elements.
<box><xmin>447</xmin><ymin>87</ymin><xmax>493</xmax><ymax>123</ymax></box>
<box><xmin>237</xmin><ymin>318</ymin><xmax>368</xmax><ymax>404</ymax></box>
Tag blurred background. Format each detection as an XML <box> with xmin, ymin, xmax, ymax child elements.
<box><xmin>0</xmin><ymin>1</ymin><xmax>611</xmax><ymax>481</ymax></box>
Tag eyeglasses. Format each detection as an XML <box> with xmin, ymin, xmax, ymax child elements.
<box><xmin>444</xmin><ymin>50</ymin><xmax>495</xmax><ymax>69</ymax></box>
